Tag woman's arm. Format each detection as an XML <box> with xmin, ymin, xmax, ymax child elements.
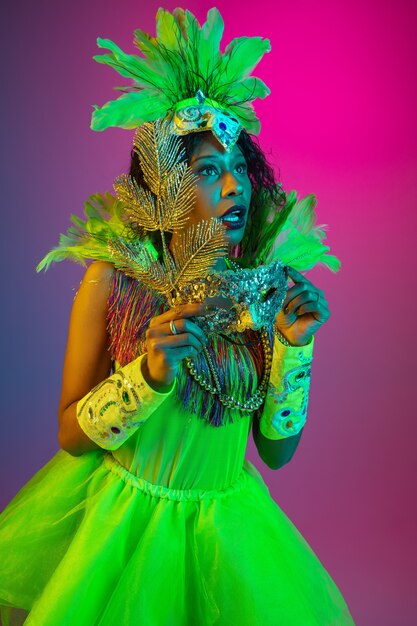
<box><xmin>58</xmin><ymin>262</ymin><xmax>210</xmax><ymax>456</ymax></box>
<box><xmin>252</xmin><ymin>266</ymin><xmax>330</xmax><ymax>469</ymax></box>
<box><xmin>251</xmin><ymin>335</ymin><xmax>314</xmax><ymax>470</ymax></box>
<box><xmin>58</xmin><ymin>261</ymin><xmax>115</xmax><ymax>456</ymax></box>
<box><xmin>252</xmin><ymin>417</ymin><xmax>303</xmax><ymax>470</ymax></box>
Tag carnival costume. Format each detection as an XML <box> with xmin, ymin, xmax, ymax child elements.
<box><xmin>0</xmin><ymin>8</ymin><xmax>355</xmax><ymax>625</ymax></box>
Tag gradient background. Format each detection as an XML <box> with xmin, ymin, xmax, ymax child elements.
<box><xmin>1</xmin><ymin>1</ymin><xmax>416</xmax><ymax>624</ymax></box>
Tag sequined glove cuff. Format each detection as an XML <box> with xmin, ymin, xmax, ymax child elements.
<box><xmin>76</xmin><ymin>354</ymin><xmax>175</xmax><ymax>450</ymax></box>
<box><xmin>259</xmin><ymin>334</ymin><xmax>315</xmax><ymax>440</ymax></box>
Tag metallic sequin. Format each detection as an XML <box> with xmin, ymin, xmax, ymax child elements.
<box><xmin>171</xmin><ymin>260</ymin><xmax>288</xmax><ymax>335</ymax></box>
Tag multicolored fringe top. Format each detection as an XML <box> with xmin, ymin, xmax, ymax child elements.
<box><xmin>107</xmin><ymin>269</ymin><xmax>274</xmax><ymax>428</ymax></box>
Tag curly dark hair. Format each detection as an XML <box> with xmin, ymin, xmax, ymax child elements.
<box><xmin>128</xmin><ymin>129</ymin><xmax>285</xmax><ymax>265</ymax></box>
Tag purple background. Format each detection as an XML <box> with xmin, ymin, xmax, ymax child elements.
<box><xmin>1</xmin><ymin>1</ymin><xmax>416</xmax><ymax>624</ymax></box>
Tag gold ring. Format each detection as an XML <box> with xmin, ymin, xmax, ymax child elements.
<box><xmin>170</xmin><ymin>320</ymin><xmax>179</xmax><ymax>335</ymax></box>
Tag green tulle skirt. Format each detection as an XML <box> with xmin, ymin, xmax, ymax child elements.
<box><xmin>0</xmin><ymin>449</ymin><xmax>355</xmax><ymax>625</ymax></box>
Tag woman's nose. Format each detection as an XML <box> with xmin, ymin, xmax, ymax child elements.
<box><xmin>220</xmin><ymin>172</ymin><xmax>243</xmax><ymax>197</ymax></box>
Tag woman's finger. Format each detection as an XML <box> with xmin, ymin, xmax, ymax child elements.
<box><xmin>147</xmin><ymin>319</ymin><xmax>208</xmax><ymax>345</ymax></box>
<box><xmin>167</xmin><ymin>318</ymin><xmax>208</xmax><ymax>344</ymax></box>
<box><xmin>284</xmin><ymin>289</ymin><xmax>322</xmax><ymax>315</ymax></box>
<box><xmin>147</xmin><ymin>330</ymin><xmax>206</xmax><ymax>353</ymax></box>
<box><xmin>294</xmin><ymin>301</ymin><xmax>330</xmax><ymax>321</ymax></box>
<box><xmin>286</xmin><ymin>266</ymin><xmax>310</xmax><ymax>285</ymax></box>
<box><xmin>283</xmin><ymin>284</ymin><xmax>318</xmax><ymax>310</ymax></box>
<box><xmin>150</xmin><ymin>303</ymin><xmax>206</xmax><ymax>328</ymax></box>
<box><xmin>286</xmin><ymin>267</ymin><xmax>324</xmax><ymax>297</ymax></box>
<box><xmin>164</xmin><ymin>345</ymin><xmax>200</xmax><ymax>362</ymax></box>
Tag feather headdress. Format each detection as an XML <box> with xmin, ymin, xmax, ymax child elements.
<box><xmin>91</xmin><ymin>7</ymin><xmax>271</xmax><ymax>149</ymax></box>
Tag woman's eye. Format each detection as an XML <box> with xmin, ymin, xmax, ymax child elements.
<box><xmin>199</xmin><ymin>165</ymin><xmax>218</xmax><ymax>176</ymax></box>
<box><xmin>197</xmin><ymin>162</ymin><xmax>247</xmax><ymax>177</ymax></box>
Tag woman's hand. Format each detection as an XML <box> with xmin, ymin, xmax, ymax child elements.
<box><xmin>275</xmin><ymin>267</ymin><xmax>330</xmax><ymax>346</ymax></box>
<box><xmin>144</xmin><ymin>302</ymin><xmax>208</xmax><ymax>389</ymax></box>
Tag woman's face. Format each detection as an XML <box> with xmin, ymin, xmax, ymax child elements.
<box><xmin>187</xmin><ymin>133</ymin><xmax>252</xmax><ymax>246</ymax></box>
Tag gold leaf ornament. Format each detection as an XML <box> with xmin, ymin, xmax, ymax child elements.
<box><xmin>161</xmin><ymin>163</ymin><xmax>198</xmax><ymax>232</ymax></box>
<box><xmin>107</xmin><ymin>238</ymin><xmax>172</xmax><ymax>295</ymax></box>
<box><xmin>113</xmin><ymin>174</ymin><xmax>157</xmax><ymax>231</ymax></box>
<box><xmin>114</xmin><ymin>118</ymin><xmax>199</xmax><ymax>233</ymax></box>
<box><xmin>112</xmin><ymin>118</ymin><xmax>228</xmax><ymax>301</ymax></box>
<box><xmin>171</xmin><ymin>219</ymin><xmax>228</xmax><ymax>292</ymax></box>
<box><xmin>133</xmin><ymin>118</ymin><xmax>192</xmax><ymax>189</ymax></box>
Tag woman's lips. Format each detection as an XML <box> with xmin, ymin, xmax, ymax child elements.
<box><xmin>219</xmin><ymin>205</ymin><xmax>246</xmax><ymax>230</ymax></box>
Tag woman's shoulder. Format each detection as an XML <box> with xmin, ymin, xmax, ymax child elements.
<box><xmin>83</xmin><ymin>260</ymin><xmax>116</xmax><ymax>283</ymax></box>
<box><xmin>76</xmin><ymin>261</ymin><xmax>116</xmax><ymax>314</ymax></box>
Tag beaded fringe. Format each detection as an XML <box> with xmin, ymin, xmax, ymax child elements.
<box><xmin>107</xmin><ymin>270</ymin><xmax>274</xmax><ymax>427</ymax></box>
<box><xmin>107</xmin><ymin>270</ymin><xmax>167</xmax><ymax>365</ymax></box>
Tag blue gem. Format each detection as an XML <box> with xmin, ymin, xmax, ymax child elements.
<box><xmin>219</xmin><ymin>122</ymin><xmax>227</xmax><ymax>130</ymax></box>
<box><xmin>281</xmin><ymin>409</ymin><xmax>291</xmax><ymax>416</ymax></box>
<box><xmin>196</xmin><ymin>89</ymin><xmax>206</xmax><ymax>104</ymax></box>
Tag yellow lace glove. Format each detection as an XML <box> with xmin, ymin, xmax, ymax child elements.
<box><xmin>77</xmin><ymin>354</ymin><xmax>175</xmax><ymax>450</ymax></box>
<box><xmin>259</xmin><ymin>334</ymin><xmax>315</xmax><ymax>440</ymax></box>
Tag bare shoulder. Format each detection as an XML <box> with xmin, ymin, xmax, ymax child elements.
<box><xmin>80</xmin><ymin>261</ymin><xmax>115</xmax><ymax>294</ymax></box>
<box><xmin>83</xmin><ymin>260</ymin><xmax>115</xmax><ymax>284</ymax></box>
<box><xmin>73</xmin><ymin>261</ymin><xmax>116</xmax><ymax>319</ymax></box>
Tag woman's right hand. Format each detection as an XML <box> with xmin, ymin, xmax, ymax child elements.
<box><xmin>143</xmin><ymin>303</ymin><xmax>208</xmax><ymax>390</ymax></box>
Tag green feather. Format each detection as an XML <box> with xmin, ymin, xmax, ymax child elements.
<box><xmin>94</xmin><ymin>39</ymin><xmax>157</xmax><ymax>86</ymax></box>
<box><xmin>199</xmin><ymin>8</ymin><xmax>224</xmax><ymax>75</ymax></box>
<box><xmin>133</xmin><ymin>29</ymin><xmax>159</xmax><ymax>60</ymax></box>
<box><xmin>270</xmin><ymin>230</ymin><xmax>341</xmax><ymax>271</ymax></box>
<box><xmin>222</xmin><ymin>37</ymin><xmax>271</xmax><ymax>83</ymax></box>
<box><xmin>254</xmin><ymin>192</ymin><xmax>295</xmax><ymax>264</ymax></box>
<box><xmin>255</xmin><ymin>190</ymin><xmax>341</xmax><ymax>272</ymax></box>
<box><xmin>91</xmin><ymin>91</ymin><xmax>169</xmax><ymax>131</ymax></box>
<box><xmin>36</xmin><ymin>192</ymin><xmax>148</xmax><ymax>272</ymax></box>
<box><xmin>226</xmin><ymin>101</ymin><xmax>260</xmax><ymax>134</ymax></box>
<box><xmin>228</xmin><ymin>77</ymin><xmax>270</xmax><ymax>103</ymax></box>
<box><xmin>155</xmin><ymin>8</ymin><xmax>181</xmax><ymax>51</ymax></box>
<box><xmin>184</xmin><ymin>10</ymin><xmax>201</xmax><ymax>42</ymax></box>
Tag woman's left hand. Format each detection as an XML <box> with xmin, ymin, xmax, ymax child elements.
<box><xmin>275</xmin><ymin>266</ymin><xmax>331</xmax><ymax>346</ymax></box>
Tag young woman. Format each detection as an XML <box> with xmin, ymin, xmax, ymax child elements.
<box><xmin>0</xmin><ymin>8</ymin><xmax>355</xmax><ymax>625</ymax></box>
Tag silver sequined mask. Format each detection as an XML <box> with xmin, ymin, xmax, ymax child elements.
<box><xmin>171</xmin><ymin>260</ymin><xmax>288</xmax><ymax>335</ymax></box>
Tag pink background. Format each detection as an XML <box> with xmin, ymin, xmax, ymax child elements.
<box><xmin>1</xmin><ymin>1</ymin><xmax>416</xmax><ymax>624</ymax></box>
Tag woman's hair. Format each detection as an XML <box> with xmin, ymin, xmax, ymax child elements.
<box><xmin>128</xmin><ymin>129</ymin><xmax>285</xmax><ymax>264</ymax></box>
